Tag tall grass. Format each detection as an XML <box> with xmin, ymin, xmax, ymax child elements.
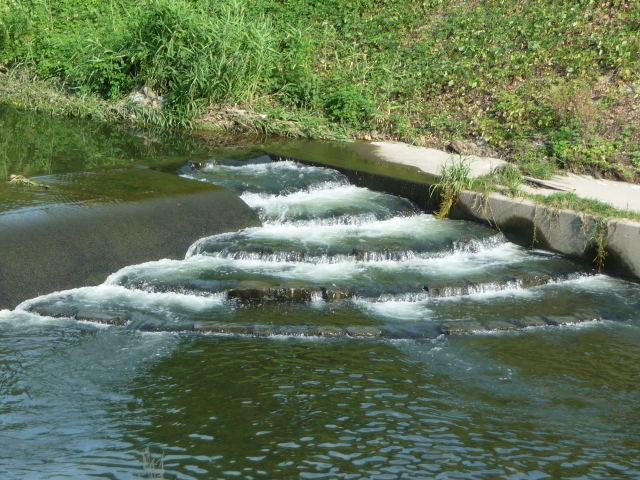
<box><xmin>124</xmin><ymin>0</ymin><xmax>279</xmax><ymax>125</ymax></box>
<box><xmin>0</xmin><ymin>0</ymin><xmax>311</xmax><ymax>126</ymax></box>
<box><xmin>430</xmin><ymin>159</ymin><xmax>473</xmax><ymax>220</ymax></box>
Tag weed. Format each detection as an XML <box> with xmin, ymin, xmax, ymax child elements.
<box><xmin>547</xmin><ymin>128</ymin><xmax>634</xmax><ymax>180</ymax></box>
<box><xmin>142</xmin><ymin>447</ymin><xmax>164</xmax><ymax>479</ymax></box>
<box><xmin>547</xmin><ymin>80</ymin><xmax>600</xmax><ymax>131</ymax></box>
<box><xmin>324</xmin><ymin>85</ymin><xmax>376</xmax><ymax>129</ymax></box>
<box><xmin>591</xmin><ymin>217</ymin><xmax>610</xmax><ymax>272</ymax></box>
<box><xmin>494</xmin><ymin>163</ymin><xmax>524</xmax><ymax>196</ymax></box>
<box><xmin>510</xmin><ymin>140</ymin><xmax>557</xmax><ymax>179</ymax></box>
<box><xmin>430</xmin><ymin>158</ymin><xmax>472</xmax><ymax>219</ymax></box>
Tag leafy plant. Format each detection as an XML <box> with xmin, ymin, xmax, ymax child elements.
<box><xmin>495</xmin><ymin>163</ymin><xmax>524</xmax><ymax>196</ymax></box>
<box><xmin>324</xmin><ymin>85</ymin><xmax>376</xmax><ymax>129</ymax></box>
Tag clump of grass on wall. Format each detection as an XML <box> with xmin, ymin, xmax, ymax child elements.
<box><xmin>430</xmin><ymin>158</ymin><xmax>473</xmax><ymax>220</ymax></box>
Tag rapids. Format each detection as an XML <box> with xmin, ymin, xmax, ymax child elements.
<box><xmin>2</xmin><ymin>150</ymin><xmax>640</xmax><ymax>478</ymax></box>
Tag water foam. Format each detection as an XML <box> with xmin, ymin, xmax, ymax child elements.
<box><xmin>17</xmin><ymin>284</ymin><xmax>227</xmax><ymax>314</ymax></box>
<box><xmin>187</xmin><ymin>215</ymin><xmax>508</xmax><ymax>263</ymax></box>
<box><xmin>183</xmin><ymin>160</ymin><xmax>350</xmax><ymax>195</ymax></box>
<box><xmin>205</xmin><ymin>159</ymin><xmax>343</xmax><ymax>175</ymax></box>
<box><xmin>353</xmin><ymin>296</ymin><xmax>433</xmax><ymax>321</ymax></box>
<box><xmin>241</xmin><ymin>183</ymin><xmax>416</xmax><ymax>224</ymax></box>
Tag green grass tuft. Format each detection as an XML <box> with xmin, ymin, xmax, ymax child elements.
<box><xmin>430</xmin><ymin>158</ymin><xmax>473</xmax><ymax>219</ymax></box>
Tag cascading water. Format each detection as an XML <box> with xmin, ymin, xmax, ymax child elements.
<box><xmin>2</xmin><ymin>154</ymin><xmax>640</xmax><ymax>479</ymax></box>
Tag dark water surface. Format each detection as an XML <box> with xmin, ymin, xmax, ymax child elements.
<box><xmin>1</xmin><ymin>106</ymin><xmax>639</xmax><ymax>479</ymax></box>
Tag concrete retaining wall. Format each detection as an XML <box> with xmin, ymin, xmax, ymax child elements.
<box><xmin>452</xmin><ymin>191</ymin><xmax>640</xmax><ymax>280</ymax></box>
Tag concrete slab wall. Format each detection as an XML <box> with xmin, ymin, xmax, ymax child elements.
<box><xmin>451</xmin><ymin>191</ymin><xmax>640</xmax><ymax>280</ymax></box>
<box><xmin>0</xmin><ymin>169</ymin><xmax>261</xmax><ymax>310</ymax></box>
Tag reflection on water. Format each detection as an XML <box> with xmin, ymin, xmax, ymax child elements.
<box><xmin>0</xmin><ymin>102</ymin><xmax>262</xmax><ymax>182</ymax></box>
<box><xmin>2</xmin><ymin>316</ymin><xmax>638</xmax><ymax>479</ymax></box>
<box><xmin>1</xmin><ymin>107</ymin><xmax>640</xmax><ymax>479</ymax></box>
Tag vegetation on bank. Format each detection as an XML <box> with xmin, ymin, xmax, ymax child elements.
<box><xmin>1</xmin><ymin>0</ymin><xmax>639</xmax><ymax>180</ymax></box>
<box><xmin>431</xmin><ymin>157</ymin><xmax>640</xmax><ymax>271</ymax></box>
<box><xmin>434</xmin><ymin>157</ymin><xmax>640</xmax><ymax>222</ymax></box>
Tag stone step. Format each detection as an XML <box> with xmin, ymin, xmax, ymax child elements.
<box><xmin>226</xmin><ymin>285</ymin><xmax>353</xmax><ymax>302</ymax></box>
<box><xmin>439</xmin><ymin>314</ymin><xmax>601</xmax><ymax>335</ymax></box>
<box><xmin>424</xmin><ymin>272</ymin><xmax>588</xmax><ymax>298</ymax></box>
<box><xmin>24</xmin><ymin>304</ymin><xmax>601</xmax><ymax>338</ymax></box>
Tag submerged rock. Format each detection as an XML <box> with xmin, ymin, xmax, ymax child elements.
<box><xmin>193</xmin><ymin>322</ymin><xmax>381</xmax><ymax>338</ymax></box>
<box><xmin>516</xmin><ymin>316</ymin><xmax>549</xmax><ymax>328</ymax></box>
<box><xmin>197</xmin><ymin>323</ymin><xmax>252</xmax><ymax>335</ymax></box>
<box><xmin>437</xmin><ymin>313</ymin><xmax>602</xmax><ymax>335</ymax></box>
<box><xmin>542</xmin><ymin>314</ymin><xmax>600</xmax><ymax>326</ymax></box>
<box><xmin>76</xmin><ymin>309</ymin><xmax>128</xmax><ymax>326</ymax></box>
<box><xmin>439</xmin><ymin>321</ymin><xmax>487</xmax><ymax>335</ymax></box>
<box><xmin>320</xmin><ymin>286</ymin><xmax>353</xmax><ymax>301</ymax></box>
<box><xmin>317</xmin><ymin>326</ymin><xmax>344</xmax><ymax>338</ymax></box>
<box><xmin>424</xmin><ymin>273</ymin><xmax>572</xmax><ymax>298</ymax></box>
<box><xmin>27</xmin><ymin>303</ymin><xmax>79</xmax><ymax>319</ymax></box>
<box><xmin>227</xmin><ymin>286</ymin><xmax>312</xmax><ymax>302</ymax></box>
<box><xmin>345</xmin><ymin>326</ymin><xmax>382</xmax><ymax>338</ymax></box>
<box><xmin>227</xmin><ymin>284</ymin><xmax>352</xmax><ymax>303</ymax></box>
<box><xmin>127</xmin><ymin>312</ymin><xmax>194</xmax><ymax>332</ymax></box>
<box><xmin>481</xmin><ymin>320</ymin><xmax>520</xmax><ymax>331</ymax></box>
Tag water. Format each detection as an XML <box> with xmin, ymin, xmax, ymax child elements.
<box><xmin>2</xmin><ymin>110</ymin><xmax>640</xmax><ymax>479</ymax></box>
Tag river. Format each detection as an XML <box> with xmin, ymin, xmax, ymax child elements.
<box><xmin>1</xmin><ymin>106</ymin><xmax>639</xmax><ymax>479</ymax></box>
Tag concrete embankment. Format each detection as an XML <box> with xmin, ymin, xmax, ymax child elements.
<box><xmin>0</xmin><ymin>168</ymin><xmax>261</xmax><ymax>309</ymax></box>
<box><xmin>451</xmin><ymin>192</ymin><xmax>640</xmax><ymax>280</ymax></box>
<box><xmin>268</xmin><ymin>149</ymin><xmax>640</xmax><ymax>282</ymax></box>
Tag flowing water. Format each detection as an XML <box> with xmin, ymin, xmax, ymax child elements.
<box><xmin>1</xmin><ymin>107</ymin><xmax>640</xmax><ymax>479</ymax></box>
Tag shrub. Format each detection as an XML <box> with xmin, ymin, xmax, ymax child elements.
<box><xmin>324</xmin><ymin>85</ymin><xmax>376</xmax><ymax>129</ymax></box>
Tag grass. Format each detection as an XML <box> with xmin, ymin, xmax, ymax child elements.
<box><xmin>534</xmin><ymin>192</ymin><xmax>640</xmax><ymax>223</ymax></box>
<box><xmin>0</xmin><ymin>0</ymin><xmax>639</xmax><ymax>177</ymax></box>
<box><xmin>0</xmin><ymin>67</ymin><xmax>121</xmax><ymax>121</ymax></box>
<box><xmin>142</xmin><ymin>447</ymin><xmax>164</xmax><ymax>479</ymax></box>
<box><xmin>429</xmin><ymin>158</ymin><xmax>473</xmax><ymax>219</ymax></box>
